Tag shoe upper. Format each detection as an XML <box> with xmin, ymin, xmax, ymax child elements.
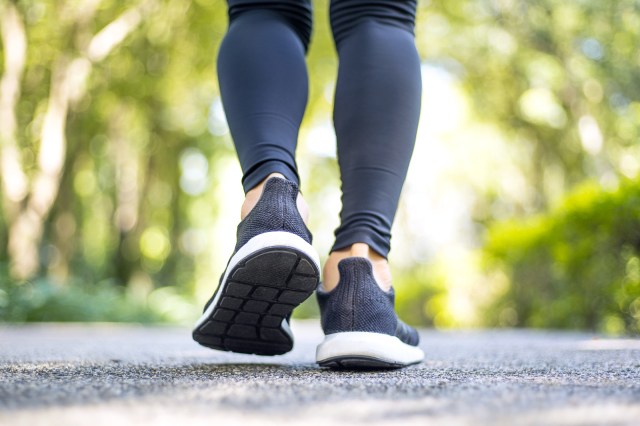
<box><xmin>316</xmin><ymin>257</ymin><xmax>420</xmax><ymax>346</ymax></box>
<box><xmin>203</xmin><ymin>177</ymin><xmax>312</xmax><ymax>314</ymax></box>
<box><xmin>234</xmin><ymin>177</ymin><xmax>312</xmax><ymax>254</ymax></box>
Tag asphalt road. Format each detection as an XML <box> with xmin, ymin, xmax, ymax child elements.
<box><xmin>1</xmin><ymin>322</ymin><xmax>639</xmax><ymax>425</ymax></box>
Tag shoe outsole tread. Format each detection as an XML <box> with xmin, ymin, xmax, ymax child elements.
<box><xmin>193</xmin><ymin>247</ymin><xmax>320</xmax><ymax>356</ymax></box>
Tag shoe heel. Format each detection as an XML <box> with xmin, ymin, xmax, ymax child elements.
<box><xmin>193</xmin><ymin>231</ymin><xmax>320</xmax><ymax>355</ymax></box>
<box><xmin>316</xmin><ymin>332</ymin><xmax>424</xmax><ymax>369</ymax></box>
<box><xmin>316</xmin><ymin>258</ymin><xmax>397</xmax><ymax>336</ymax></box>
<box><xmin>315</xmin><ymin>258</ymin><xmax>424</xmax><ymax>368</ymax></box>
<box><xmin>234</xmin><ymin>177</ymin><xmax>312</xmax><ymax>253</ymax></box>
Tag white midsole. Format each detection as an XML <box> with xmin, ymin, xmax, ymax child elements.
<box><xmin>194</xmin><ymin>231</ymin><xmax>320</xmax><ymax>330</ymax></box>
<box><xmin>316</xmin><ymin>332</ymin><xmax>425</xmax><ymax>365</ymax></box>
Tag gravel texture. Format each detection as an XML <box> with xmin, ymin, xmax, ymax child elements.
<box><xmin>1</xmin><ymin>322</ymin><xmax>639</xmax><ymax>425</ymax></box>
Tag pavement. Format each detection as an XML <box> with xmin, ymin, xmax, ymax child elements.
<box><xmin>0</xmin><ymin>322</ymin><xmax>639</xmax><ymax>426</ymax></box>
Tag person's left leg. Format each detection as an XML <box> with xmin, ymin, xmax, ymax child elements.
<box><xmin>218</xmin><ymin>0</ymin><xmax>312</xmax><ymax>195</ymax></box>
<box><xmin>193</xmin><ymin>0</ymin><xmax>320</xmax><ymax>357</ymax></box>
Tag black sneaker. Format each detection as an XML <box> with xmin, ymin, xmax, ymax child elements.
<box><xmin>315</xmin><ymin>257</ymin><xmax>424</xmax><ymax>368</ymax></box>
<box><xmin>192</xmin><ymin>177</ymin><xmax>320</xmax><ymax>356</ymax></box>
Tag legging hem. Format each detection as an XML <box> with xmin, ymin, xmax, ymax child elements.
<box><xmin>242</xmin><ymin>160</ymin><xmax>299</xmax><ymax>193</ymax></box>
<box><xmin>331</xmin><ymin>231</ymin><xmax>390</xmax><ymax>259</ymax></box>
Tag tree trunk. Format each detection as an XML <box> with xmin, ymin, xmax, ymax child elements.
<box><xmin>0</xmin><ymin>0</ymin><xmax>152</xmax><ymax>280</ymax></box>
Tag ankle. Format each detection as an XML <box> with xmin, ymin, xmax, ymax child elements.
<box><xmin>322</xmin><ymin>243</ymin><xmax>392</xmax><ymax>292</ymax></box>
<box><xmin>240</xmin><ymin>173</ymin><xmax>309</xmax><ymax>224</ymax></box>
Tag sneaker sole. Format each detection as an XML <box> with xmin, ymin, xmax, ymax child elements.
<box><xmin>316</xmin><ymin>331</ymin><xmax>424</xmax><ymax>369</ymax></box>
<box><xmin>193</xmin><ymin>231</ymin><xmax>320</xmax><ymax>356</ymax></box>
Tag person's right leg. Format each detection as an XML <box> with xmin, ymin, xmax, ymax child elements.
<box><xmin>316</xmin><ymin>0</ymin><xmax>423</xmax><ymax>369</ymax></box>
<box><xmin>323</xmin><ymin>0</ymin><xmax>422</xmax><ymax>292</ymax></box>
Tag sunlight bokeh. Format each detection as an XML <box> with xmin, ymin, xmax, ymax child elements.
<box><xmin>1</xmin><ymin>0</ymin><xmax>639</xmax><ymax>333</ymax></box>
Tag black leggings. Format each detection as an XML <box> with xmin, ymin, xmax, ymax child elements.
<box><xmin>218</xmin><ymin>0</ymin><xmax>421</xmax><ymax>257</ymax></box>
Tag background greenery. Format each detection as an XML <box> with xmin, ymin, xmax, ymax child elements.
<box><xmin>0</xmin><ymin>0</ymin><xmax>638</xmax><ymax>333</ymax></box>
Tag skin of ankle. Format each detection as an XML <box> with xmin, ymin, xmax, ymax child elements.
<box><xmin>322</xmin><ymin>243</ymin><xmax>392</xmax><ymax>293</ymax></box>
<box><xmin>241</xmin><ymin>173</ymin><xmax>309</xmax><ymax>224</ymax></box>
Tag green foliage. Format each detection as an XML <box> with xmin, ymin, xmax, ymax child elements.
<box><xmin>1</xmin><ymin>0</ymin><xmax>639</xmax><ymax>328</ymax></box>
<box><xmin>0</xmin><ymin>262</ymin><xmax>196</xmax><ymax>323</ymax></box>
<box><xmin>483</xmin><ymin>179</ymin><xmax>640</xmax><ymax>333</ymax></box>
<box><xmin>393</xmin><ymin>265</ymin><xmax>443</xmax><ymax>327</ymax></box>
<box><xmin>422</xmin><ymin>0</ymin><xmax>640</xmax><ymax>214</ymax></box>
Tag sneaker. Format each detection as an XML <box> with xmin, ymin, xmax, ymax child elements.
<box><xmin>315</xmin><ymin>257</ymin><xmax>424</xmax><ymax>368</ymax></box>
<box><xmin>192</xmin><ymin>177</ymin><xmax>320</xmax><ymax>355</ymax></box>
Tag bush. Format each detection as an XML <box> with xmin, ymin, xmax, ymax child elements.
<box><xmin>0</xmin><ymin>264</ymin><xmax>197</xmax><ymax>324</ymax></box>
<box><xmin>482</xmin><ymin>179</ymin><xmax>640</xmax><ymax>334</ymax></box>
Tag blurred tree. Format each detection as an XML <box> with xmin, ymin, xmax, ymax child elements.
<box><xmin>0</xmin><ymin>0</ymin><xmax>638</xmax><ymax>327</ymax></box>
<box><xmin>1</xmin><ymin>0</ymin><xmax>157</xmax><ymax>279</ymax></box>
<box><xmin>421</xmin><ymin>0</ymin><xmax>640</xmax><ymax>215</ymax></box>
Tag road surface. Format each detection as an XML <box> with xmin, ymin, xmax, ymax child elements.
<box><xmin>1</xmin><ymin>322</ymin><xmax>639</xmax><ymax>425</ymax></box>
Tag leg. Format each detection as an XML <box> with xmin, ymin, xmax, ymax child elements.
<box><xmin>324</xmin><ymin>0</ymin><xmax>422</xmax><ymax>290</ymax></box>
<box><xmin>218</xmin><ymin>0</ymin><xmax>312</xmax><ymax>195</ymax></box>
<box><xmin>315</xmin><ymin>0</ymin><xmax>424</xmax><ymax>369</ymax></box>
<box><xmin>193</xmin><ymin>1</ymin><xmax>320</xmax><ymax>356</ymax></box>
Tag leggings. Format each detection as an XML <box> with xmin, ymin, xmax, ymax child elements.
<box><xmin>218</xmin><ymin>0</ymin><xmax>421</xmax><ymax>257</ymax></box>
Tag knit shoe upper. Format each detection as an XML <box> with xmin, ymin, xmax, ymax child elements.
<box><xmin>234</xmin><ymin>177</ymin><xmax>312</xmax><ymax>253</ymax></box>
<box><xmin>316</xmin><ymin>257</ymin><xmax>419</xmax><ymax>347</ymax></box>
<box><xmin>193</xmin><ymin>177</ymin><xmax>320</xmax><ymax>356</ymax></box>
